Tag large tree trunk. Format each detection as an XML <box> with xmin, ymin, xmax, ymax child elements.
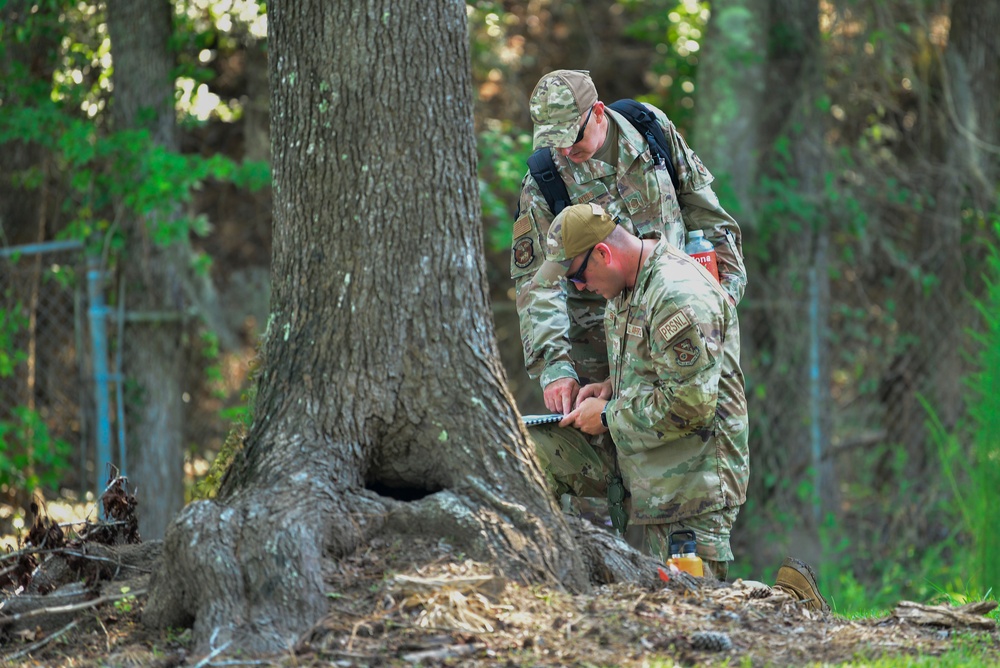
<box><xmin>0</xmin><ymin>2</ymin><xmax>59</xmax><ymax>247</ymax></box>
<box><xmin>694</xmin><ymin>0</ymin><xmax>767</xmax><ymax>225</ymax></box>
<box><xmin>107</xmin><ymin>0</ymin><xmax>241</xmax><ymax>538</ymax></box>
<box><xmin>106</xmin><ymin>0</ymin><xmax>186</xmax><ymax>541</ymax></box>
<box><xmin>738</xmin><ymin>0</ymin><xmax>832</xmax><ymax>568</ymax></box>
<box><xmin>884</xmin><ymin>0</ymin><xmax>1000</xmax><ymax>475</ymax></box>
<box><xmin>144</xmin><ymin>0</ymin><xmax>590</xmax><ymax>653</ymax></box>
<box><xmin>945</xmin><ymin>0</ymin><xmax>1000</xmax><ymax>208</ymax></box>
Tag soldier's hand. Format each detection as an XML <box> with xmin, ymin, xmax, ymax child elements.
<box><xmin>543</xmin><ymin>377</ymin><xmax>579</xmax><ymax>415</ymax></box>
<box><xmin>559</xmin><ymin>397</ymin><xmax>608</xmax><ymax>435</ymax></box>
<box><xmin>576</xmin><ymin>380</ymin><xmax>612</xmax><ymax>407</ymax></box>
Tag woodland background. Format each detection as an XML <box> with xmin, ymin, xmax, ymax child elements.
<box><xmin>1</xmin><ymin>0</ymin><xmax>998</xmax><ymax>616</ymax></box>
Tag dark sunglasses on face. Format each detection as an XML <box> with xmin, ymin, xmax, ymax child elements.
<box><xmin>568</xmin><ymin>245</ymin><xmax>596</xmax><ymax>288</ymax></box>
<box><xmin>574</xmin><ymin>105</ymin><xmax>595</xmax><ymax>145</ymax></box>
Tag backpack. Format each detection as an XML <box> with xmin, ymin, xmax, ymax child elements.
<box><xmin>525</xmin><ymin>99</ymin><xmax>680</xmax><ymax>217</ymax></box>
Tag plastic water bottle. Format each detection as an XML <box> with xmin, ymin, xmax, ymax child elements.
<box><xmin>684</xmin><ymin>230</ymin><xmax>720</xmax><ymax>283</ymax></box>
<box><xmin>666</xmin><ymin>529</ymin><xmax>705</xmax><ymax>577</ymax></box>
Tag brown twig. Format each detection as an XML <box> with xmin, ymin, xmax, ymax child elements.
<box><xmin>0</xmin><ymin>532</ymin><xmax>130</xmax><ymax>564</ymax></box>
<box><xmin>0</xmin><ymin>546</ymin><xmax>151</xmax><ymax>573</ymax></box>
<box><xmin>0</xmin><ymin>587</ymin><xmax>147</xmax><ymax>623</ymax></box>
<box><xmin>0</xmin><ymin>619</ymin><xmax>80</xmax><ymax>662</ymax></box>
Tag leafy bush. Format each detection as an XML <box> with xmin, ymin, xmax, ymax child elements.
<box><xmin>928</xmin><ymin>219</ymin><xmax>1000</xmax><ymax>601</ymax></box>
<box><xmin>0</xmin><ymin>406</ymin><xmax>73</xmax><ymax>494</ymax></box>
<box><xmin>477</xmin><ymin>125</ymin><xmax>533</xmax><ymax>252</ymax></box>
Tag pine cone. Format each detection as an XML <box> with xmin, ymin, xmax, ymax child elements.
<box><xmin>690</xmin><ymin>631</ymin><xmax>733</xmax><ymax>652</ymax></box>
<box><xmin>748</xmin><ymin>585</ymin><xmax>772</xmax><ymax>599</ymax></box>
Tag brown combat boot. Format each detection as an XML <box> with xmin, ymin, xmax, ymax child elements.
<box><xmin>773</xmin><ymin>557</ymin><xmax>830</xmax><ymax>612</ymax></box>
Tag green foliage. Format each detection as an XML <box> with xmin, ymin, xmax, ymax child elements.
<box><xmin>733</xmin><ymin>448</ymin><xmax>965</xmax><ymax>617</ymax></box>
<box><xmin>171</xmin><ymin>1</ymin><xmax>267</xmax><ymax>125</ymax></box>
<box><xmin>0</xmin><ymin>299</ymin><xmax>29</xmax><ymax>378</ymax></box>
<box><xmin>617</xmin><ymin>0</ymin><xmax>710</xmax><ymax>131</ymax></box>
<box><xmin>191</xmin><ymin>350</ymin><xmax>261</xmax><ymax>500</ymax></box>
<box><xmin>0</xmin><ymin>0</ymin><xmax>271</xmax><ymax>251</ymax></box>
<box><xmin>467</xmin><ymin>0</ymin><xmax>530</xmax><ymax>253</ymax></box>
<box><xmin>0</xmin><ymin>298</ymin><xmax>73</xmax><ymax>494</ymax></box>
<box><xmin>0</xmin><ymin>1</ymin><xmax>272</xmax><ymax>506</ymax></box>
<box><xmin>836</xmin><ymin>639</ymin><xmax>1000</xmax><ymax>667</ymax></box>
<box><xmin>751</xmin><ymin>136</ymin><xmax>823</xmax><ymax>263</ymax></box>
<box><xmin>757</xmin><ymin>220</ymin><xmax>1000</xmax><ymax>616</ymax></box>
<box><xmin>0</xmin><ymin>84</ymin><xmax>270</xmax><ymax>261</ymax></box>
<box><xmin>926</xmin><ymin>219</ymin><xmax>1000</xmax><ymax>602</ymax></box>
<box><xmin>113</xmin><ymin>586</ymin><xmax>136</xmax><ymax>614</ymax></box>
<box><xmin>0</xmin><ymin>406</ymin><xmax>73</xmax><ymax>494</ymax></box>
<box><xmin>199</xmin><ymin>330</ymin><xmax>226</xmax><ymax>400</ymax></box>
<box><xmin>466</xmin><ymin>0</ymin><xmax>511</xmax><ymax>82</ymax></box>
<box><xmin>964</xmin><ymin>221</ymin><xmax>1000</xmax><ymax>599</ymax></box>
<box><xmin>477</xmin><ymin>125</ymin><xmax>533</xmax><ymax>252</ymax></box>
<box><xmin>818</xmin><ymin>515</ymin><xmax>958</xmax><ymax>615</ymax></box>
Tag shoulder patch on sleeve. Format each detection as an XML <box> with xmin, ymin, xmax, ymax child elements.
<box><xmin>672</xmin><ymin>337</ymin><xmax>701</xmax><ymax>366</ymax></box>
<box><xmin>513</xmin><ymin>237</ymin><xmax>535</xmax><ymax>268</ymax></box>
<box><xmin>513</xmin><ymin>216</ymin><xmax>532</xmax><ymax>240</ymax></box>
<box><xmin>691</xmin><ymin>152</ymin><xmax>709</xmax><ymax>176</ymax></box>
<box><xmin>656</xmin><ymin>307</ymin><xmax>693</xmax><ymax>345</ymax></box>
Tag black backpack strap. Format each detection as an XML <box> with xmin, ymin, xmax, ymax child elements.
<box><xmin>608</xmin><ymin>99</ymin><xmax>680</xmax><ymax>194</ymax></box>
<box><xmin>527</xmin><ymin>148</ymin><xmax>571</xmax><ymax>216</ymax></box>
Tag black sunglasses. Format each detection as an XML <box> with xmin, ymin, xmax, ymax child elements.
<box><xmin>574</xmin><ymin>105</ymin><xmax>595</xmax><ymax>144</ymax></box>
<box><xmin>568</xmin><ymin>245</ymin><xmax>596</xmax><ymax>288</ymax></box>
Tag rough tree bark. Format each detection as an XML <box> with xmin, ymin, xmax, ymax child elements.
<box><xmin>143</xmin><ymin>0</ymin><xmax>595</xmax><ymax>653</ymax></box>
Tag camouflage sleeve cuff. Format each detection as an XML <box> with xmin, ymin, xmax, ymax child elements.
<box><xmin>719</xmin><ymin>273</ymin><xmax>746</xmax><ymax>305</ymax></box>
<box><xmin>540</xmin><ymin>362</ymin><xmax>579</xmax><ymax>388</ymax></box>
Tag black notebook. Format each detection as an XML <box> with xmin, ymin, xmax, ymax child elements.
<box><xmin>522</xmin><ymin>413</ymin><xmax>564</xmax><ymax>426</ymax></box>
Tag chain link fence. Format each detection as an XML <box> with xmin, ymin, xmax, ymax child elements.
<box><xmin>1</xmin><ymin>242</ymin><xmax>91</xmax><ymax>498</ymax></box>
<box><xmin>1</xmin><ymin>241</ymin><xmax>257</xmax><ymax>516</ymax></box>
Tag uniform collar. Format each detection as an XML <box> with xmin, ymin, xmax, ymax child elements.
<box><xmin>551</xmin><ymin>109</ymin><xmax>648</xmax><ymax>184</ymax></box>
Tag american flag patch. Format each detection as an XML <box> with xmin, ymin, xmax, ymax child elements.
<box><xmin>513</xmin><ymin>217</ymin><xmax>532</xmax><ymax>240</ymax></box>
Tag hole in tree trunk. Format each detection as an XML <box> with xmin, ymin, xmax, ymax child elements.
<box><xmin>365</xmin><ymin>480</ymin><xmax>438</xmax><ymax>501</ymax></box>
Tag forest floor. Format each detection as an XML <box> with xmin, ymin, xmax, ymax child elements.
<box><xmin>2</xmin><ymin>500</ymin><xmax>999</xmax><ymax>667</ymax></box>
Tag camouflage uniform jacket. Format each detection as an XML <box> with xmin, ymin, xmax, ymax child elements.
<box><xmin>604</xmin><ymin>238</ymin><xmax>749</xmax><ymax>524</ymax></box>
<box><xmin>511</xmin><ymin>105</ymin><xmax>747</xmax><ymax>388</ymax></box>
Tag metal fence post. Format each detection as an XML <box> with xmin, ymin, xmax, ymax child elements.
<box><xmin>87</xmin><ymin>259</ymin><xmax>113</xmax><ymax>513</ymax></box>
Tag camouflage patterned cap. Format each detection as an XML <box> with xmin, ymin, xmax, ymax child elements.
<box><xmin>544</xmin><ymin>202</ymin><xmax>617</xmax><ymax>267</ymax></box>
<box><xmin>529</xmin><ymin>70</ymin><xmax>599</xmax><ymax>150</ymax></box>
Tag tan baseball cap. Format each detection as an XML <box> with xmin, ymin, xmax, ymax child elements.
<box><xmin>529</xmin><ymin>70</ymin><xmax>599</xmax><ymax>150</ymax></box>
<box><xmin>543</xmin><ymin>202</ymin><xmax>616</xmax><ymax>268</ymax></box>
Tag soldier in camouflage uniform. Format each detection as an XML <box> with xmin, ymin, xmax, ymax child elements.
<box><xmin>530</xmin><ymin>202</ymin><xmax>749</xmax><ymax>581</ymax></box>
<box><xmin>510</xmin><ymin>69</ymin><xmax>747</xmax><ymax>415</ymax></box>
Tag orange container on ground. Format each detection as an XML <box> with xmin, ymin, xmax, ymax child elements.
<box><xmin>666</xmin><ymin>529</ymin><xmax>704</xmax><ymax>577</ymax></box>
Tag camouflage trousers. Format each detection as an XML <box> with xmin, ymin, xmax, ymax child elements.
<box><xmin>563</xmin><ymin>291</ymin><xmax>610</xmax><ymax>387</ymax></box>
<box><xmin>528</xmin><ymin>423</ymin><xmax>740</xmax><ymax>581</ymax></box>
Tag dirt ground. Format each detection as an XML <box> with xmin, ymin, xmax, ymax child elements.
<box><xmin>2</xmin><ymin>518</ymin><xmax>999</xmax><ymax>668</ymax></box>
